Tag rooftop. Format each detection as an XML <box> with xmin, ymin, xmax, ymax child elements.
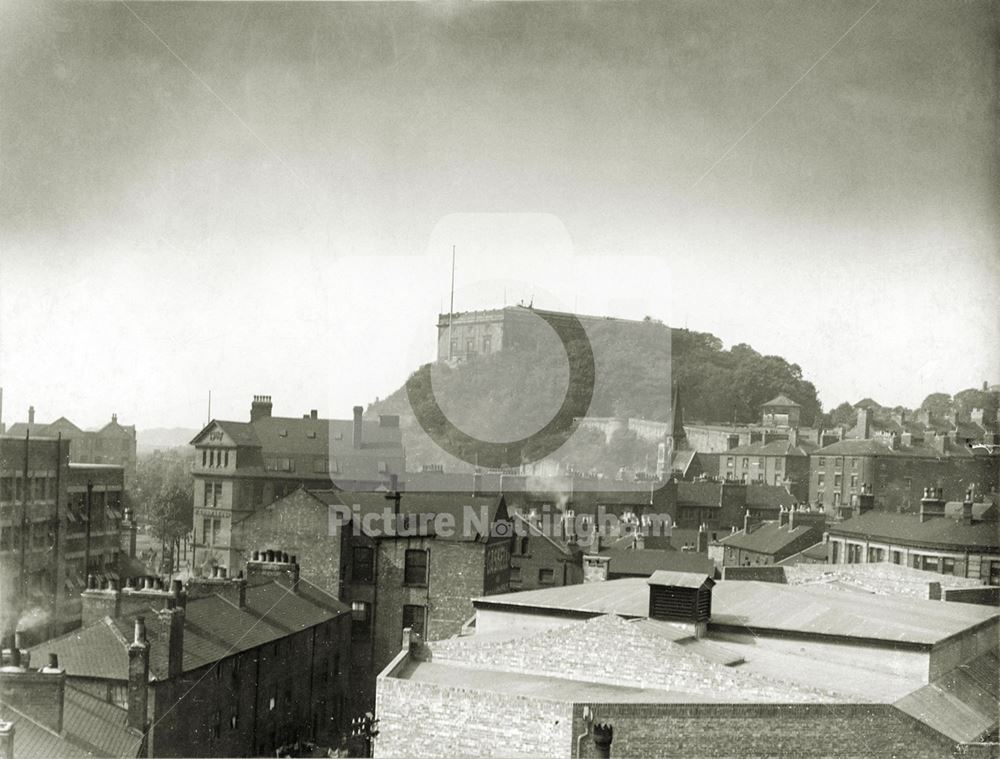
<box><xmin>828</xmin><ymin>510</ymin><xmax>999</xmax><ymax>551</ymax></box>
<box><xmin>29</xmin><ymin>577</ymin><xmax>346</xmax><ymax>681</ymax></box>
<box><xmin>782</xmin><ymin>562</ymin><xmax>991</xmax><ymax>600</ymax></box>
<box><xmin>595</xmin><ymin>548</ymin><xmax>715</xmax><ymax>576</ymax></box>
<box><xmin>474</xmin><ymin>577</ymin><xmax>998</xmax><ymax>647</ymax></box>
<box><xmin>0</xmin><ymin>685</ymin><xmax>141</xmax><ymax>759</ymax></box>
<box><xmin>718</xmin><ymin>519</ymin><xmax>824</xmax><ymax>556</ymax></box>
<box><xmin>761</xmin><ymin>395</ymin><xmax>801</xmax><ymax>408</ymax></box>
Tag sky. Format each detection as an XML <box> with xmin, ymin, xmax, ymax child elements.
<box><xmin>1</xmin><ymin>0</ymin><xmax>997</xmax><ymax>430</ymax></box>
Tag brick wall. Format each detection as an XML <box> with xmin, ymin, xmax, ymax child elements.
<box><xmin>236</xmin><ymin>489</ymin><xmax>346</xmax><ymax>598</ymax></box>
<box><xmin>721</xmin><ymin>565</ymin><xmax>787</xmax><ymax>583</ymax></box>
<box><xmin>147</xmin><ymin>615</ymin><xmax>351</xmax><ymax>757</ymax></box>
<box><xmin>375</xmin><ymin>675</ymin><xmax>573</xmax><ymax>758</ymax></box>
<box><xmin>571</xmin><ymin>703</ymin><xmax>957</xmax><ymax>759</ymax></box>
<box><xmin>943</xmin><ymin>586</ymin><xmax>1000</xmax><ymax>606</ymax></box>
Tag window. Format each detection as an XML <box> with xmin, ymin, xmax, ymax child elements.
<box><xmin>988</xmin><ymin>560</ymin><xmax>1000</xmax><ymax>586</ymax></box>
<box><xmin>867</xmin><ymin>546</ymin><xmax>885</xmax><ymax>562</ymax></box>
<box><xmin>757</xmin><ymin>457</ymin><xmax>765</xmax><ymax>467</ymax></box>
<box><xmin>774</xmin><ymin>475</ymin><xmax>782</xmax><ymax>485</ymax></box>
<box><xmin>510</xmin><ymin>566</ymin><xmax>521</xmax><ymax>583</ymax></box>
<box><xmin>818</xmin><ymin>457</ymin><xmax>826</xmax><ymax>467</ymax></box>
<box><xmin>203</xmin><ymin>481</ymin><xmax>222</xmax><ymax>507</ymax></box>
<box><xmin>834</xmin><ymin>474</ymin><xmax>842</xmax><ymax>488</ymax></box>
<box><xmin>538</xmin><ymin>568</ymin><xmax>554</xmax><ymax>584</ymax></box>
<box><xmin>378</xmin><ymin>461</ymin><xmax>388</xmax><ymax>473</ymax></box>
<box><xmin>265</xmin><ymin>458</ymin><xmax>292</xmax><ymax>472</ymax></box>
<box><xmin>850</xmin><ymin>475</ymin><xmax>858</xmax><ymax>488</ymax></box>
<box><xmin>520</xmin><ymin>536</ymin><xmax>530</xmax><ymax>555</ymax></box>
<box><xmin>466</xmin><ymin>339</ymin><xmax>475</xmax><ymax>355</ymax></box>
<box><xmin>482</xmin><ymin>335</ymin><xmax>492</xmax><ymax>353</ymax></box>
<box><xmin>352</xmin><ymin>547</ymin><xmax>374</xmax><ymax>583</ymax></box>
<box><xmin>941</xmin><ymin>557</ymin><xmax>955</xmax><ymax>576</ymax></box>
<box><xmin>890</xmin><ymin>550</ymin><xmax>902</xmax><ymax>565</ymax></box>
<box><xmin>850</xmin><ymin>458</ymin><xmax>858</xmax><ymax>469</ymax></box>
<box><xmin>402</xmin><ymin>604</ymin><xmax>426</xmax><ymax>638</ymax></box>
<box><xmin>726</xmin><ymin>457</ymin><xmax>734</xmax><ymax>468</ymax></box>
<box><xmin>449</xmin><ymin>339</ymin><xmax>458</xmax><ymax>356</ymax></box>
<box><xmin>920</xmin><ymin>555</ymin><xmax>939</xmax><ymax>572</ymax></box>
<box><xmin>202</xmin><ymin>518</ymin><xmax>222</xmax><ymax>546</ymax></box>
<box><xmin>314</xmin><ymin>458</ymin><xmax>330</xmax><ymax>474</ymax></box>
<box><xmin>833</xmin><ymin>492</ymin><xmax>841</xmax><ymax>506</ymax></box>
<box><xmin>351</xmin><ymin>601</ymin><xmax>370</xmax><ymax>639</ymax></box>
<box><xmin>211</xmin><ymin>711</ymin><xmax>221</xmax><ymax>739</ymax></box>
<box><xmin>774</xmin><ymin>458</ymin><xmax>782</xmax><ymax>471</ymax></box>
<box><xmin>817</xmin><ymin>474</ymin><xmax>825</xmax><ymax>487</ymax></box>
<box><xmin>202</xmin><ymin>450</ymin><xmax>207</xmax><ymax>467</ymax></box>
<box><xmin>741</xmin><ymin>458</ymin><xmax>749</xmax><ymax>468</ymax></box>
<box><xmin>404</xmin><ymin>549</ymin><xmax>428</xmax><ymax>585</ymax></box>
<box><xmin>224</xmin><ymin>451</ymin><xmax>229</xmax><ymax>467</ymax></box>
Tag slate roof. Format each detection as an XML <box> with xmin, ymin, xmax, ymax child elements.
<box><xmin>814</xmin><ymin>437</ymin><xmax>994</xmax><ymax>459</ymax></box>
<box><xmin>828</xmin><ymin>511</ymin><xmax>999</xmax><ymax>551</ymax></box>
<box><xmin>598</xmin><ymin>548</ymin><xmax>715</xmax><ymax>577</ymax></box>
<box><xmin>718</xmin><ymin>520</ymin><xmax>823</xmax><ymax>556</ymax></box>
<box><xmin>0</xmin><ymin>685</ymin><xmax>142</xmax><ymax>759</ymax></box>
<box><xmin>190</xmin><ymin>416</ymin><xmax>403</xmax><ymax>454</ymax></box>
<box><xmin>647</xmin><ymin>570</ymin><xmax>714</xmax><ymax>589</ymax></box>
<box><xmin>746</xmin><ymin>484</ymin><xmax>798</xmax><ymax>509</ymax></box>
<box><xmin>30</xmin><ymin>578</ymin><xmax>347</xmax><ymax>681</ymax></box>
<box><xmin>725</xmin><ymin>439</ymin><xmax>814</xmax><ymax>457</ymax></box>
<box><xmin>676</xmin><ymin>482</ymin><xmax>722</xmax><ymax>507</ymax></box>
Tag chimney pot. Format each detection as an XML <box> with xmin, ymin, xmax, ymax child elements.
<box><xmin>290</xmin><ymin>555</ymin><xmax>297</xmax><ymax>565</ymax></box>
<box><xmin>134</xmin><ymin>617</ymin><xmax>146</xmax><ymax>644</ymax></box>
<box><xmin>266</xmin><ymin>549</ymin><xmax>275</xmax><ymax>562</ymax></box>
<box><xmin>281</xmin><ymin>552</ymin><xmax>289</xmax><ymax>563</ymax></box>
<box><xmin>252</xmin><ymin>550</ymin><xmax>260</xmax><ymax>561</ymax></box>
<box><xmin>28</xmin><ymin>405</ymin><xmax>35</xmax><ymax>424</ymax></box>
<box><xmin>310</xmin><ymin>409</ymin><xmax>318</xmax><ymax>420</ymax></box>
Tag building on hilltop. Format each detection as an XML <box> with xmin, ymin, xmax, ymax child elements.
<box><xmin>807</xmin><ymin>437</ymin><xmax>998</xmax><ymax>513</ymax></box>
<box><xmin>26</xmin><ymin>553</ymin><xmax>351</xmax><ymax>757</ymax></box>
<box><xmin>188</xmin><ymin>396</ymin><xmax>405</xmax><ymax>571</ymax></box>
<box><xmin>373</xmin><ymin>572</ymin><xmax>999</xmax><ymax>757</ymax></box>
<box><xmin>435</xmin><ymin>305</ymin><xmax>665</xmax><ymax>364</ymax></box>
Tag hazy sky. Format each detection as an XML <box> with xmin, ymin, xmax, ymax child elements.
<box><xmin>1</xmin><ymin>0</ymin><xmax>996</xmax><ymax>430</ymax></box>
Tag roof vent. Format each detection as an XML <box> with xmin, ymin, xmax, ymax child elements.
<box><xmin>647</xmin><ymin>571</ymin><xmax>714</xmax><ymax>633</ymax></box>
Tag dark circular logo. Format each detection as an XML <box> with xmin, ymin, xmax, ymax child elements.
<box><xmin>405</xmin><ymin>310</ymin><xmax>596</xmax><ymax>468</ymax></box>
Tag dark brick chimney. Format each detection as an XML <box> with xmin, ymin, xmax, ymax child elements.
<box><xmin>696</xmin><ymin>523</ymin><xmax>708</xmax><ymax>553</ymax></box>
<box><xmin>27</xmin><ymin>405</ymin><xmax>35</xmax><ymax>425</ymax></box>
<box><xmin>919</xmin><ymin>487</ymin><xmax>946</xmax><ymax>523</ymax></box>
<box><xmin>353</xmin><ymin>406</ymin><xmax>364</xmax><ymax>449</ymax></box>
<box><xmin>961</xmin><ymin>489</ymin><xmax>974</xmax><ymax>526</ymax></box>
<box><xmin>250</xmin><ymin>395</ymin><xmax>273</xmax><ymax>422</ymax></box>
<box><xmin>151</xmin><ymin>604</ymin><xmax>185</xmax><ymax>680</ymax></box>
<box><xmin>127</xmin><ymin>618</ymin><xmax>149</xmax><ymax>734</ymax></box>
<box><xmin>186</xmin><ymin>570</ymin><xmax>247</xmax><ymax>609</ymax></box>
<box><xmin>0</xmin><ymin>657</ymin><xmax>66</xmax><ymax>734</ymax></box>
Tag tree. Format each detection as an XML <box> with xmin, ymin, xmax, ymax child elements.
<box><xmin>919</xmin><ymin>393</ymin><xmax>953</xmax><ymax>419</ymax></box>
<box><xmin>829</xmin><ymin>402</ymin><xmax>857</xmax><ymax>428</ymax></box>
<box><xmin>132</xmin><ymin>449</ymin><xmax>194</xmax><ymax>573</ymax></box>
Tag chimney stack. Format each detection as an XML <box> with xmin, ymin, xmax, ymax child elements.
<box><xmin>250</xmin><ymin>395</ymin><xmax>273</xmax><ymax>423</ymax></box>
<box><xmin>696</xmin><ymin>523</ymin><xmax>708</xmax><ymax>553</ymax></box>
<box><xmin>961</xmin><ymin>489</ymin><xmax>974</xmax><ymax>526</ymax></box>
<box><xmin>28</xmin><ymin>405</ymin><xmax>35</xmax><ymax>425</ymax></box>
<box><xmin>310</xmin><ymin>409</ymin><xmax>318</xmax><ymax>420</ymax></box>
<box><xmin>919</xmin><ymin>487</ymin><xmax>946</xmax><ymax>523</ymax></box>
<box><xmin>127</xmin><ymin>618</ymin><xmax>150</xmax><ymax>733</ymax></box>
<box><xmin>353</xmin><ymin>406</ymin><xmax>363</xmax><ymax>449</ymax></box>
<box><xmin>0</xmin><ymin>721</ymin><xmax>12</xmax><ymax>759</ymax></box>
<box><xmin>777</xmin><ymin>506</ymin><xmax>789</xmax><ymax>528</ymax></box>
<box><xmin>246</xmin><ymin>548</ymin><xmax>300</xmax><ymax>591</ymax></box>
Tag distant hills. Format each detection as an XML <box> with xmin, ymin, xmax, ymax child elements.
<box><xmin>137</xmin><ymin>427</ymin><xmax>199</xmax><ymax>453</ymax></box>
